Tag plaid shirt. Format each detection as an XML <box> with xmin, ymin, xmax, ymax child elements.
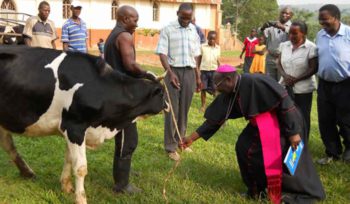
<box><xmin>156</xmin><ymin>20</ymin><xmax>201</xmax><ymax>68</ymax></box>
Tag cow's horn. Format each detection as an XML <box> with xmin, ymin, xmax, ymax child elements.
<box><xmin>156</xmin><ymin>71</ymin><xmax>167</xmax><ymax>81</ymax></box>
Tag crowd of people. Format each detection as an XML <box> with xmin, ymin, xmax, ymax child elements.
<box><xmin>23</xmin><ymin>0</ymin><xmax>88</xmax><ymax>52</ymax></box>
<box><xmin>20</xmin><ymin>0</ymin><xmax>350</xmax><ymax>203</ymax></box>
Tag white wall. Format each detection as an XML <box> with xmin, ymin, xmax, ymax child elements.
<box><xmin>194</xmin><ymin>4</ymin><xmax>211</xmax><ymax>29</ymax></box>
<box><xmin>10</xmin><ymin>0</ymin><xmax>215</xmax><ymax>30</ymax></box>
<box><xmin>15</xmin><ymin>0</ymin><xmax>36</xmax><ymax>15</ymax></box>
<box><xmin>88</xmin><ymin>0</ymin><xmax>116</xmax><ymax>30</ymax></box>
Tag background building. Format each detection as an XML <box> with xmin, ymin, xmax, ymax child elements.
<box><xmin>1</xmin><ymin>0</ymin><xmax>222</xmax><ymax>50</ymax></box>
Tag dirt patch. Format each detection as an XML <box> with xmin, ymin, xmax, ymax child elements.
<box><xmin>136</xmin><ymin>52</ymin><xmax>242</xmax><ymax>68</ymax></box>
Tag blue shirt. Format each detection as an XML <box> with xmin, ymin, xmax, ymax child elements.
<box><xmin>61</xmin><ymin>18</ymin><xmax>88</xmax><ymax>53</ymax></box>
<box><xmin>195</xmin><ymin>24</ymin><xmax>205</xmax><ymax>44</ymax></box>
<box><xmin>98</xmin><ymin>42</ymin><xmax>104</xmax><ymax>54</ymax></box>
<box><xmin>316</xmin><ymin>23</ymin><xmax>350</xmax><ymax>82</ymax></box>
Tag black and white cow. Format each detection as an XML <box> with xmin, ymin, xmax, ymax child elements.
<box><xmin>0</xmin><ymin>46</ymin><xmax>166</xmax><ymax>204</ymax></box>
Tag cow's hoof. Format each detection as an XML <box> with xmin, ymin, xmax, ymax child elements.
<box><xmin>62</xmin><ymin>183</ymin><xmax>74</xmax><ymax>194</ymax></box>
<box><xmin>75</xmin><ymin>192</ymin><xmax>87</xmax><ymax>204</ymax></box>
<box><xmin>20</xmin><ymin>169</ymin><xmax>36</xmax><ymax>179</ymax></box>
<box><xmin>61</xmin><ymin>178</ymin><xmax>74</xmax><ymax>193</ymax></box>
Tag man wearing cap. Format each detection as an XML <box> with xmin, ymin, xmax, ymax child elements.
<box><xmin>180</xmin><ymin>65</ymin><xmax>325</xmax><ymax>204</ymax></box>
<box><xmin>61</xmin><ymin>0</ymin><xmax>88</xmax><ymax>53</ymax></box>
<box><xmin>23</xmin><ymin>1</ymin><xmax>58</xmax><ymax>49</ymax></box>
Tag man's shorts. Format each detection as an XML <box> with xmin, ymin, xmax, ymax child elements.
<box><xmin>201</xmin><ymin>70</ymin><xmax>215</xmax><ymax>95</ymax></box>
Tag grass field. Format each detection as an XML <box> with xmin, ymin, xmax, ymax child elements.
<box><xmin>0</xmin><ymin>65</ymin><xmax>349</xmax><ymax>204</ymax></box>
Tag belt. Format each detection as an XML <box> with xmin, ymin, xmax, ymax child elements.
<box><xmin>171</xmin><ymin>66</ymin><xmax>193</xmax><ymax>69</ymax></box>
<box><xmin>320</xmin><ymin>77</ymin><xmax>350</xmax><ymax>85</ymax></box>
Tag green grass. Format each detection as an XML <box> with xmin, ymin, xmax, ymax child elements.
<box><xmin>89</xmin><ymin>49</ymin><xmax>240</xmax><ymax>58</ymax></box>
<box><xmin>0</xmin><ymin>66</ymin><xmax>349</xmax><ymax>204</ymax></box>
<box><xmin>221</xmin><ymin>50</ymin><xmax>241</xmax><ymax>57</ymax></box>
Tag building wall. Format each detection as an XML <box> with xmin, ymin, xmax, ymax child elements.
<box><xmin>8</xmin><ymin>0</ymin><xmax>221</xmax><ymax>50</ymax></box>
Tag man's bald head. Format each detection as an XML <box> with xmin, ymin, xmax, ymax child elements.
<box><xmin>116</xmin><ymin>5</ymin><xmax>139</xmax><ymax>34</ymax></box>
<box><xmin>280</xmin><ymin>6</ymin><xmax>293</xmax><ymax>23</ymax></box>
<box><xmin>117</xmin><ymin>5</ymin><xmax>138</xmax><ymax>21</ymax></box>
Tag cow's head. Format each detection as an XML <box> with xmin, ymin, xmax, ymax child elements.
<box><xmin>91</xmin><ymin>64</ymin><xmax>167</xmax><ymax>130</ymax></box>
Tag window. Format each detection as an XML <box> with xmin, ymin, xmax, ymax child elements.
<box><xmin>63</xmin><ymin>0</ymin><xmax>71</xmax><ymax>19</ymax></box>
<box><xmin>111</xmin><ymin>0</ymin><xmax>119</xmax><ymax>20</ymax></box>
<box><xmin>1</xmin><ymin>0</ymin><xmax>16</xmax><ymax>10</ymax></box>
<box><xmin>152</xmin><ymin>2</ymin><xmax>159</xmax><ymax>22</ymax></box>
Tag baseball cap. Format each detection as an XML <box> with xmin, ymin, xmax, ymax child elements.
<box><xmin>71</xmin><ymin>0</ymin><xmax>83</xmax><ymax>8</ymax></box>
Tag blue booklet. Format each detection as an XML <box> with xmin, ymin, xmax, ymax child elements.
<box><xmin>283</xmin><ymin>140</ymin><xmax>304</xmax><ymax>176</ymax></box>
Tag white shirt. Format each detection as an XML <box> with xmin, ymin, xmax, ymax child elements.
<box><xmin>278</xmin><ymin>39</ymin><xmax>317</xmax><ymax>94</ymax></box>
<box><xmin>200</xmin><ymin>44</ymin><xmax>220</xmax><ymax>71</ymax></box>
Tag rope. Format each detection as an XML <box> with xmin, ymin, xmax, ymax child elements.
<box><xmin>162</xmin><ymin>79</ymin><xmax>183</xmax><ymax>144</ymax></box>
<box><xmin>161</xmin><ymin>78</ymin><xmax>184</xmax><ymax>204</ymax></box>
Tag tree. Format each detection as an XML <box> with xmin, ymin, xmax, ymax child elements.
<box><xmin>293</xmin><ymin>8</ymin><xmax>314</xmax><ymax>21</ymax></box>
<box><xmin>238</xmin><ymin>0</ymin><xmax>279</xmax><ymax>41</ymax></box>
<box><xmin>222</xmin><ymin>0</ymin><xmax>248</xmax><ymax>27</ymax></box>
<box><xmin>342</xmin><ymin>15</ymin><xmax>350</xmax><ymax>25</ymax></box>
<box><xmin>292</xmin><ymin>8</ymin><xmax>321</xmax><ymax>42</ymax></box>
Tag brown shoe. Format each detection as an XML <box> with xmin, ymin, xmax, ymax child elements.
<box><xmin>183</xmin><ymin>147</ymin><xmax>193</xmax><ymax>153</ymax></box>
<box><xmin>168</xmin><ymin>151</ymin><xmax>180</xmax><ymax>161</ymax></box>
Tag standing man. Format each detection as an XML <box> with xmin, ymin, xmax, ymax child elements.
<box><xmin>316</xmin><ymin>4</ymin><xmax>350</xmax><ymax>165</ymax></box>
<box><xmin>156</xmin><ymin>3</ymin><xmax>201</xmax><ymax>161</ymax></box>
<box><xmin>104</xmin><ymin>5</ymin><xmax>157</xmax><ymax>194</ymax></box>
<box><xmin>239</xmin><ymin>29</ymin><xmax>258</xmax><ymax>73</ymax></box>
<box><xmin>261</xmin><ymin>7</ymin><xmax>293</xmax><ymax>81</ymax></box>
<box><xmin>23</xmin><ymin>1</ymin><xmax>57</xmax><ymax>49</ymax></box>
<box><xmin>61</xmin><ymin>0</ymin><xmax>88</xmax><ymax>53</ymax></box>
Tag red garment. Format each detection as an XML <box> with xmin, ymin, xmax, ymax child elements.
<box><xmin>254</xmin><ymin>111</ymin><xmax>282</xmax><ymax>204</ymax></box>
<box><xmin>243</xmin><ymin>37</ymin><xmax>259</xmax><ymax>57</ymax></box>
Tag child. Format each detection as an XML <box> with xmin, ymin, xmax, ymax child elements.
<box><xmin>240</xmin><ymin>29</ymin><xmax>259</xmax><ymax>73</ymax></box>
<box><xmin>97</xmin><ymin>38</ymin><xmax>105</xmax><ymax>59</ymax></box>
<box><xmin>249</xmin><ymin>35</ymin><xmax>266</xmax><ymax>74</ymax></box>
<box><xmin>199</xmin><ymin>31</ymin><xmax>221</xmax><ymax>112</ymax></box>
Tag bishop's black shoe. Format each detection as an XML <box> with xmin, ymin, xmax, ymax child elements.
<box><xmin>114</xmin><ymin>183</ymin><xmax>142</xmax><ymax>194</ymax></box>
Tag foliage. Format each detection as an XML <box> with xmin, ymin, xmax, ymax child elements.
<box><xmin>137</xmin><ymin>28</ymin><xmax>160</xmax><ymax>37</ymax></box>
<box><xmin>293</xmin><ymin>8</ymin><xmax>314</xmax><ymax>21</ymax></box>
<box><xmin>222</xmin><ymin>0</ymin><xmax>248</xmax><ymax>25</ymax></box>
<box><xmin>342</xmin><ymin>14</ymin><xmax>350</xmax><ymax>25</ymax></box>
<box><xmin>0</xmin><ymin>65</ymin><xmax>349</xmax><ymax>203</ymax></box>
<box><xmin>292</xmin><ymin>7</ymin><xmax>321</xmax><ymax>42</ymax></box>
<box><xmin>222</xmin><ymin>0</ymin><xmax>279</xmax><ymax>40</ymax></box>
<box><xmin>237</xmin><ymin>0</ymin><xmax>279</xmax><ymax>41</ymax></box>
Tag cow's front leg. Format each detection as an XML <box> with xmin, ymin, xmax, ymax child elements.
<box><xmin>66</xmin><ymin>139</ymin><xmax>88</xmax><ymax>204</ymax></box>
<box><xmin>0</xmin><ymin>128</ymin><xmax>35</xmax><ymax>178</ymax></box>
<box><xmin>60</xmin><ymin>146</ymin><xmax>74</xmax><ymax>193</ymax></box>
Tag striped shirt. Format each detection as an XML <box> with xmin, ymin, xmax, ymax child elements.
<box><xmin>156</xmin><ymin>20</ymin><xmax>201</xmax><ymax>68</ymax></box>
<box><xmin>61</xmin><ymin>18</ymin><xmax>88</xmax><ymax>53</ymax></box>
